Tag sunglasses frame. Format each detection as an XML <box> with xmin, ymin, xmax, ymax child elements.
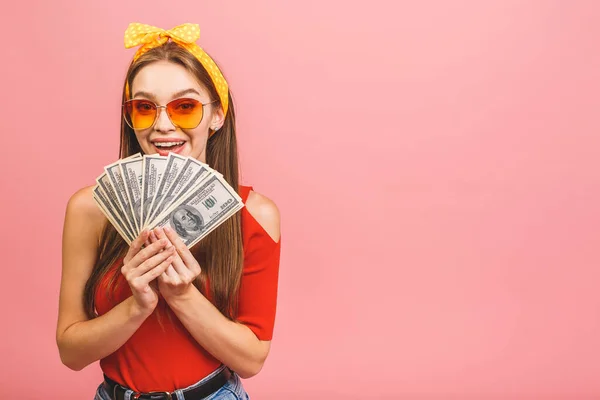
<box><xmin>122</xmin><ymin>97</ymin><xmax>219</xmax><ymax>130</ymax></box>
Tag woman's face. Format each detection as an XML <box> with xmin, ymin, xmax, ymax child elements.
<box><xmin>129</xmin><ymin>60</ymin><xmax>223</xmax><ymax>162</ymax></box>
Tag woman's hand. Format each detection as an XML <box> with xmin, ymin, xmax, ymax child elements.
<box><xmin>147</xmin><ymin>226</ymin><xmax>202</xmax><ymax>300</ymax></box>
<box><xmin>121</xmin><ymin>230</ymin><xmax>176</xmax><ymax>317</ymax></box>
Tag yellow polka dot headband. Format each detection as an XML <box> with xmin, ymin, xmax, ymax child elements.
<box><xmin>123</xmin><ymin>22</ymin><xmax>229</xmax><ymax>117</ymax></box>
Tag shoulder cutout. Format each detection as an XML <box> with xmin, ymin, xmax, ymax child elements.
<box><xmin>245</xmin><ymin>190</ymin><xmax>281</xmax><ymax>243</ymax></box>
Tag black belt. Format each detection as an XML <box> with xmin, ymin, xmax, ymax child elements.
<box><xmin>103</xmin><ymin>367</ymin><xmax>231</xmax><ymax>400</ymax></box>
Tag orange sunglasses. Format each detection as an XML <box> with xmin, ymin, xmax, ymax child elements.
<box><xmin>123</xmin><ymin>98</ymin><xmax>218</xmax><ymax>130</ymax></box>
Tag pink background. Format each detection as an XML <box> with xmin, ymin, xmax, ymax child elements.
<box><xmin>1</xmin><ymin>0</ymin><xmax>599</xmax><ymax>398</ymax></box>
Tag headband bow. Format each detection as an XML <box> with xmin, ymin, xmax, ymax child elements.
<box><xmin>124</xmin><ymin>22</ymin><xmax>229</xmax><ymax>118</ymax></box>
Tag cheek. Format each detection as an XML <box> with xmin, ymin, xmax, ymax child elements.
<box><xmin>184</xmin><ymin>129</ymin><xmax>210</xmax><ymax>156</ymax></box>
<box><xmin>134</xmin><ymin>130</ymin><xmax>150</xmax><ymax>141</ymax></box>
<box><xmin>134</xmin><ymin>130</ymin><xmax>152</xmax><ymax>148</ymax></box>
<box><xmin>187</xmin><ymin>114</ymin><xmax>212</xmax><ymax>139</ymax></box>
<box><xmin>186</xmin><ymin>126</ymin><xmax>209</xmax><ymax>141</ymax></box>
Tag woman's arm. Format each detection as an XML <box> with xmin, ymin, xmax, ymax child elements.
<box><xmin>158</xmin><ymin>191</ymin><xmax>281</xmax><ymax>378</ymax></box>
<box><xmin>167</xmin><ymin>286</ymin><xmax>272</xmax><ymax>379</ymax></box>
<box><xmin>56</xmin><ymin>186</ymin><xmax>172</xmax><ymax>371</ymax></box>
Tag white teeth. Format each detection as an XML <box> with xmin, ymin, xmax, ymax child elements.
<box><xmin>153</xmin><ymin>141</ymin><xmax>184</xmax><ymax>147</ymax></box>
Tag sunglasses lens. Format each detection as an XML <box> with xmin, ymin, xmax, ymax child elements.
<box><xmin>124</xmin><ymin>100</ymin><xmax>157</xmax><ymax>129</ymax></box>
<box><xmin>167</xmin><ymin>98</ymin><xmax>203</xmax><ymax>129</ymax></box>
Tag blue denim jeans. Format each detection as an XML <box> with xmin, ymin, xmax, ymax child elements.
<box><xmin>94</xmin><ymin>366</ymin><xmax>250</xmax><ymax>400</ymax></box>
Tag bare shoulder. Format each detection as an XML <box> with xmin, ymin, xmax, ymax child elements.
<box><xmin>245</xmin><ymin>190</ymin><xmax>281</xmax><ymax>243</ymax></box>
<box><xmin>66</xmin><ymin>185</ymin><xmax>104</xmax><ymax>219</ymax></box>
<box><xmin>64</xmin><ymin>185</ymin><xmax>107</xmax><ymax>239</ymax></box>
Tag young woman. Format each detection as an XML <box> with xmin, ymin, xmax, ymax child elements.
<box><xmin>56</xmin><ymin>23</ymin><xmax>281</xmax><ymax>400</ymax></box>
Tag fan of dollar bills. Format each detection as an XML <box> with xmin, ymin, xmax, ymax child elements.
<box><xmin>92</xmin><ymin>153</ymin><xmax>244</xmax><ymax>248</ymax></box>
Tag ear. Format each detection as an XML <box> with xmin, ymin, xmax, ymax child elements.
<box><xmin>210</xmin><ymin>106</ymin><xmax>225</xmax><ymax>131</ymax></box>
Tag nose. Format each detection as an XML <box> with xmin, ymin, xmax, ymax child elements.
<box><xmin>154</xmin><ymin>106</ymin><xmax>176</xmax><ymax>132</ymax></box>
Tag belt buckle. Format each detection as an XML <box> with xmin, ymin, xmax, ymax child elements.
<box><xmin>146</xmin><ymin>391</ymin><xmax>172</xmax><ymax>400</ymax></box>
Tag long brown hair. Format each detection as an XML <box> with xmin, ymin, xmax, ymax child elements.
<box><xmin>83</xmin><ymin>41</ymin><xmax>244</xmax><ymax>322</ymax></box>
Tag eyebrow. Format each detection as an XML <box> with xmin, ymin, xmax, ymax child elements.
<box><xmin>132</xmin><ymin>88</ymin><xmax>202</xmax><ymax>100</ymax></box>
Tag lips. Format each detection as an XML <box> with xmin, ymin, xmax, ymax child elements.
<box><xmin>151</xmin><ymin>139</ymin><xmax>187</xmax><ymax>156</ymax></box>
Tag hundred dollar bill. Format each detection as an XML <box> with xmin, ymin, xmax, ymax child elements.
<box><xmin>93</xmin><ymin>191</ymin><xmax>126</xmax><ymax>243</ymax></box>
<box><xmin>141</xmin><ymin>154</ymin><xmax>168</xmax><ymax>229</ymax></box>
<box><xmin>93</xmin><ymin>185</ymin><xmax>134</xmax><ymax>243</ymax></box>
<box><xmin>120</xmin><ymin>157</ymin><xmax>143</xmax><ymax>233</ymax></box>
<box><xmin>146</xmin><ymin>156</ymin><xmax>213</xmax><ymax>226</ymax></box>
<box><xmin>96</xmin><ymin>172</ymin><xmax>137</xmax><ymax>237</ymax></box>
<box><xmin>105</xmin><ymin>160</ymin><xmax>137</xmax><ymax>234</ymax></box>
<box><xmin>93</xmin><ymin>186</ymin><xmax>133</xmax><ymax>244</ymax></box>
<box><xmin>151</xmin><ymin>174</ymin><xmax>244</xmax><ymax>248</ymax></box>
<box><xmin>145</xmin><ymin>153</ymin><xmax>188</xmax><ymax>225</ymax></box>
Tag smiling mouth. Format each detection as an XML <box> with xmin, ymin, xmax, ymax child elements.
<box><xmin>150</xmin><ymin>140</ymin><xmax>187</xmax><ymax>155</ymax></box>
<box><xmin>152</xmin><ymin>141</ymin><xmax>185</xmax><ymax>149</ymax></box>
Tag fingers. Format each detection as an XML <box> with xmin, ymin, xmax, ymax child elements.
<box><xmin>123</xmin><ymin>245</ymin><xmax>175</xmax><ymax>288</ymax></box>
<box><xmin>162</xmin><ymin>226</ymin><xmax>202</xmax><ymax>277</ymax></box>
<box><xmin>141</xmin><ymin>226</ymin><xmax>153</xmax><ymax>247</ymax></box>
<box><xmin>133</xmin><ymin>246</ymin><xmax>176</xmax><ymax>278</ymax></box>
<box><xmin>132</xmin><ymin>254</ymin><xmax>175</xmax><ymax>293</ymax></box>
<box><xmin>160</xmin><ymin>265</ymin><xmax>181</xmax><ymax>285</ymax></box>
<box><xmin>149</xmin><ymin>230</ymin><xmax>159</xmax><ymax>244</ymax></box>
<box><xmin>154</xmin><ymin>227</ymin><xmax>198</xmax><ymax>282</ymax></box>
<box><xmin>147</xmin><ymin>230</ymin><xmax>179</xmax><ymax>283</ymax></box>
<box><xmin>124</xmin><ymin>229</ymin><xmax>150</xmax><ymax>264</ymax></box>
<box><xmin>153</xmin><ymin>228</ymin><xmax>186</xmax><ymax>283</ymax></box>
<box><xmin>122</xmin><ymin>238</ymin><xmax>169</xmax><ymax>276</ymax></box>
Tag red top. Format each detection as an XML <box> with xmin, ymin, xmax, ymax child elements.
<box><xmin>94</xmin><ymin>185</ymin><xmax>281</xmax><ymax>392</ymax></box>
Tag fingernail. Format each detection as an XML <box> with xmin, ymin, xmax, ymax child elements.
<box><xmin>164</xmin><ymin>226</ymin><xmax>171</xmax><ymax>233</ymax></box>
